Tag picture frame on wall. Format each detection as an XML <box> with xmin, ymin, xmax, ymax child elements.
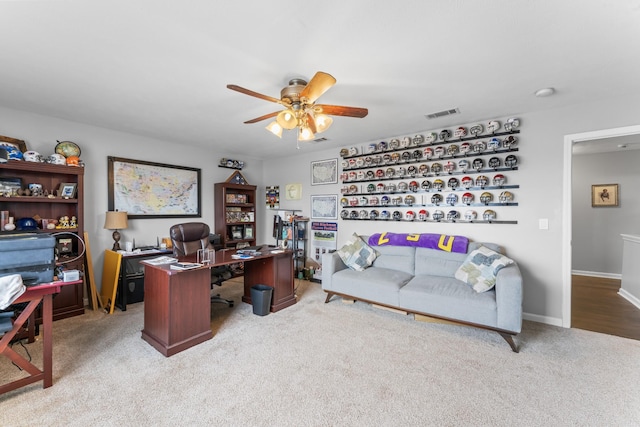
<box><xmin>311</xmin><ymin>158</ymin><xmax>338</xmax><ymax>185</ymax></box>
<box><xmin>591</xmin><ymin>183</ymin><xmax>618</xmax><ymax>207</ymax></box>
<box><xmin>108</xmin><ymin>156</ymin><xmax>201</xmax><ymax>218</ymax></box>
<box><xmin>311</xmin><ymin>194</ymin><xmax>338</xmax><ymax>219</ymax></box>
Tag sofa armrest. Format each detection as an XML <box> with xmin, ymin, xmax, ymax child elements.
<box><xmin>321</xmin><ymin>252</ymin><xmax>347</xmax><ymax>291</ymax></box>
<box><xmin>494</xmin><ymin>263</ymin><xmax>523</xmax><ymax>333</ymax></box>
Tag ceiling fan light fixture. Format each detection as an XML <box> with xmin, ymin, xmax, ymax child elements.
<box><xmin>298</xmin><ymin>126</ymin><xmax>315</xmax><ymax>141</ymax></box>
<box><xmin>314</xmin><ymin>114</ymin><xmax>333</xmax><ymax>133</ymax></box>
<box><xmin>265</xmin><ymin>121</ymin><xmax>283</xmax><ymax>138</ymax></box>
<box><xmin>276</xmin><ymin>109</ymin><xmax>298</xmax><ymax>130</ymax></box>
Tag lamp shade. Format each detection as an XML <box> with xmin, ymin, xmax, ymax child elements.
<box><xmin>265</xmin><ymin>121</ymin><xmax>283</xmax><ymax>138</ymax></box>
<box><xmin>104</xmin><ymin>211</ymin><xmax>128</xmax><ymax>230</ymax></box>
<box><xmin>276</xmin><ymin>110</ymin><xmax>298</xmax><ymax>130</ymax></box>
<box><xmin>298</xmin><ymin>126</ymin><xmax>315</xmax><ymax>141</ymax></box>
<box><xmin>314</xmin><ymin>114</ymin><xmax>333</xmax><ymax>133</ymax></box>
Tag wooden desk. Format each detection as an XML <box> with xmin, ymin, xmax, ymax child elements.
<box><xmin>115</xmin><ymin>249</ymin><xmax>173</xmax><ymax>311</ymax></box>
<box><xmin>0</xmin><ymin>280</ymin><xmax>81</xmax><ymax>395</ymax></box>
<box><xmin>141</xmin><ymin>249</ymin><xmax>295</xmax><ymax>357</ymax></box>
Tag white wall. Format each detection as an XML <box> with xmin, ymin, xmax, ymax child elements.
<box><xmin>572</xmin><ymin>148</ymin><xmax>640</xmax><ymax>275</ymax></box>
<box><xmin>262</xmin><ymin>94</ymin><xmax>640</xmax><ymax>325</ymax></box>
<box><xmin>0</xmin><ymin>106</ymin><xmax>264</xmax><ymax>286</ymax></box>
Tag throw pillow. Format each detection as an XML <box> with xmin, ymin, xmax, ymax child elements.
<box><xmin>336</xmin><ymin>233</ymin><xmax>378</xmax><ymax>271</ymax></box>
<box><xmin>455</xmin><ymin>245</ymin><xmax>514</xmax><ymax>293</ymax></box>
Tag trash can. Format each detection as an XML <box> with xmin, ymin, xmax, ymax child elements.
<box><xmin>250</xmin><ymin>284</ymin><xmax>273</xmax><ymax>316</ymax></box>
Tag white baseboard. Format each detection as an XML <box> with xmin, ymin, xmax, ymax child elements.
<box><xmin>571</xmin><ymin>270</ymin><xmax>622</xmax><ymax>280</ymax></box>
<box><xmin>618</xmin><ymin>288</ymin><xmax>640</xmax><ymax>310</ymax></box>
<box><xmin>523</xmin><ymin>312</ymin><xmax>563</xmax><ymax>327</ymax></box>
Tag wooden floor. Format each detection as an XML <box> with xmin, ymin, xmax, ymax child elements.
<box><xmin>571</xmin><ymin>275</ymin><xmax>640</xmax><ymax>340</ymax></box>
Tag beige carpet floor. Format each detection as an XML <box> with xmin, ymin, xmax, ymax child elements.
<box><xmin>1</xmin><ymin>278</ymin><xmax>639</xmax><ymax>426</ymax></box>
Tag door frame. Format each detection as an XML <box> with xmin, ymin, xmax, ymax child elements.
<box><xmin>562</xmin><ymin>124</ymin><xmax>640</xmax><ymax>327</ymax></box>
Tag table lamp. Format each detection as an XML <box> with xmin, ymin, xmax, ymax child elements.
<box><xmin>104</xmin><ymin>211</ymin><xmax>128</xmax><ymax>251</ymax></box>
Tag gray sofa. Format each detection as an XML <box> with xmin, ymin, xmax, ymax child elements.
<box><xmin>322</xmin><ymin>239</ymin><xmax>523</xmax><ymax>352</ymax></box>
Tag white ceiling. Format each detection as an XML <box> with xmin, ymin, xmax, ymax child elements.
<box><xmin>1</xmin><ymin>1</ymin><xmax>639</xmax><ymax>159</ymax></box>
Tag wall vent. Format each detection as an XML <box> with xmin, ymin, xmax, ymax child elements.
<box><xmin>311</xmin><ymin>137</ymin><xmax>328</xmax><ymax>143</ymax></box>
<box><xmin>425</xmin><ymin>108</ymin><xmax>460</xmax><ymax>119</ymax></box>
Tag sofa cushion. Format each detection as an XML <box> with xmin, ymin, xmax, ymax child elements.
<box><xmin>331</xmin><ymin>267</ymin><xmax>413</xmax><ymax>307</ymax></box>
<box><xmin>336</xmin><ymin>233</ymin><xmax>378</xmax><ymax>271</ymax></box>
<box><xmin>455</xmin><ymin>245</ymin><xmax>514</xmax><ymax>292</ymax></box>
<box><xmin>371</xmin><ymin>245</ymin><xmax>416</xmax><ymax>275</ymax></box>
<box><xmin>399</xmin><ymin>275</ymin><xmax>498</xmax><ymax>327</ymax></box>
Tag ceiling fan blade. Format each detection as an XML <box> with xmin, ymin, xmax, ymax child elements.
<box><xmin>306</xmin><ymin>113</ymin><xmax>317</xmax><ymax>134</ymax></box>
<box><xmin>227</xmin><ymin>84</ymin><xmax>284</xmax><ymax>105</ymax></box>
<box><xmin>244</xmin><ymin>111</ymin><xmax>280</xmax><ymax>124</ymax></box>
<box><xmin>315</xmin><ymin>104</ymin><xmax>369</xmax><ymax>118</ymax></box>
<box><xmin>299</xmin><ymin>72</ymin><xmax>336</xmax><ymax>103</ymax></box>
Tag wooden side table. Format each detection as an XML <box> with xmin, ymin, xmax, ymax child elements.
<box><xmin>0</xmin><ymin>280</ymin><xmax>81</xmax><ymax>395</ymax></box>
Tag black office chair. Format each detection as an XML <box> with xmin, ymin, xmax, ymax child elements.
<box><xmin>169</xmin><ymin>222</ymin><xmax>234</xmax><ymax>307</ymax></box>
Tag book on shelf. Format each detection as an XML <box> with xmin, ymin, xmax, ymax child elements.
<box><xmin>170</xmin><ymin>262</ymin><xmax>203</xmax><ymax>270</ymax></box>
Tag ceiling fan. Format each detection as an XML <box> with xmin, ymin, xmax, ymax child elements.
<box><xmin>227</xmin><ymin>71</ymin><xmax>368</xmax><ymax>141</ymax></box>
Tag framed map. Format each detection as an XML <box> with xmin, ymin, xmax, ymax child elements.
<box><xmin>311</xmin><ymin>158</ymin><xmax>338</xmax><ymax>185</ymax></box>
<box><xmin>108</xmin><ymin>156</ymin><xmax>201</xmax><ymax>218</ymax></box>
<box><xmin>311</xmin><ymin>194</ymin><xmax>338</xmax><ymax>219</ymax></box>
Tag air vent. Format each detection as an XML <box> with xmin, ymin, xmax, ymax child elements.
<box><xmin>425</xmin><ymin>108</ymin><xmax>460</xmax><ymax>119</ymax></box>
<box><xmin>311</xmin><ymin>137</ymin><xmax>328</xmax><ymax>143</ymax></box>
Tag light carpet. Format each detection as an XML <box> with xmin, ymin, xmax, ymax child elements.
<box><xmin>1</xmin><ymin>278</ymin><xmax>639</xmax><ymax>426</ymax></box>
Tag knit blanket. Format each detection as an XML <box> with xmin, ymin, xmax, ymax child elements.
<box><xmin>367</xmin><ymin>232</ymin><xmax>469</xmax><ymax>254</ymax></box>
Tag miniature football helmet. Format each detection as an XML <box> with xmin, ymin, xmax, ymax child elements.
<box><xmin>488</xmin><ymin>157</ymin><xmax>501</xmax><ymax>169</ymax></box>
<box><xmin>407</xmin><ymin>166</ymin><xmax>417</xmax><ymax>177</ymax></box>
<box><xmin>469</xmin><ymin>124</ymin><xmax>483</xmax><ymax>136</ymax></box>
<box><xmin>392</xmin><ymin>196</ymin><xmax>402</xmax><ymax>205</ymax></box>
<box><xmin>473</xmin><ymin>141</ymin><xmax>486</xmax><ymax>154</ymax></box>
<box><xmin>458</xmin><ymin>159</ymin><xmax>470</xmax><ymax>172</ymax></box>
<box><xmin>381</xmin><ymin>195</ymin><xmax>390</xmax><ymax>205</ymax></box>
<box><xmin>406</xmin><ymin>210</ymin><xmax>416</xmax><ymax>220</ymax></box>
<box><xmin>433</xmin><ymin>179</ymin><xmax>444</xmax><ymax>190</ymax></box>
<box><xmin>369</xmin><ymin>196</ymin><xmax>379</xmax><ymax>206</ymax></box>
<box><xmin>359</xmin><ymin>210</ymin><xmax>368</xmax><ymax>219</ymax></box>
<box><xmin>475</xmin><ymin>175</ymin><xmax>489</xmax><ymax>188</ymax></box>
<box><xmin>340</xmin><ymin>148</ymin><xmax>349</xmax><ymax>157</ymax></box>
<box><xmin>487</xmin><ymin>120</ymin><xmax>501</xmax><ymax>133</ymax></box>
<box><xmin>444</xmin><ymin>161</ymin><xmax>456</xmax><ymax>174</ymax></box>
<box><xmin>432</xmin><ymin>210</ymin><xmax>445</xmax><ymax>221</ymax></box>
<box><xmin>418</xmin><ymin>209</ymin><xmax>429</xmax><ymax>221</ymax></box>
<box><xmin>356</xmin><ymin>171</ymin><xmax>365</xmax><ymax>180</ymax></box>
<box><xmin>431</xmin><ymin>162</ymin><xmax>443</xmax><ymax>175</ymax></box>
<box><xmin>375</xmin><ymin>169</ymin><xmax>385</xmax><ymax>178</ymax></box>
<box><xmin>397</xmin><ymin>167</ymin><xmax>406</xmax><ymax>177</ymax></box>
<box><xmin>419</xmin><ymin>164</ymin><xmax>429</xmax><ymax>176</ymax></box>
<box><xmin>401</xmin><ymin>136</ymin><xmax>412</xmax><ymax>147</ymax></box>
<box><xmin>341</xmin><ymin>210</ymin><xmax>349</xmax><ymax>219</ymax></box>
<box><xmin>382</xmin><ymin>154</ymin><xmax>391</xmax><ymax>164</ymax></box>
<box><xmin>369</xmin><ymin>210</ymin><xmax>379</xmax><ymax>220</ymax></box>
<box><xmin>412</xmin><ymin>149</ymin><xmax>423</xmax><ymax>160</ymax></box>
<box><xmin>378</xmin><ymin>141</ymin><xmax>388</xmax><ymax>151</ymax></box>
<box><xmin>423</xmin><ymin>148</ymin><xmax>433</xmax><ymax>159</ymax></box>
<box><xmin>380</xmin><ymin>210</ymin><xmax>390</xmax><ymax>220</ymax></box>
<box><xmin>47</xmin><ymin>153</ymin><xmax>67</xmax><ymax>165</ymax></box>
<box><xmin>340</xmin><ymin>197</ymin><xmax>349</xmax><ymax>207</ymax></box>
<box><xmin>480</xmin><ymin>192</ymin><xmax>494</xmax><ymax>204</ymax></box>
<box><xmin>349</xmin><ymin>147</ymin><xmax>358</xmax><ymax>156</ymax></box>
<box><xmin>404</xmin><ymin>195</ymin><xmax>416</xmax><ymax>206</ymax></box>
<box><xmin>461</xmin><ymin>176</ymin><xmax>474</xmax><ymax>189</ymax></box>
<box><xmin>446</xmin><ymin>193</ymin><xmax>458</xmax><ymax>206</ymax></box>
<box><xmin>499</xmin><ymin>191</ymin><xmax>514</xmax><ymax>203</ymax></box>
<box><xmin>493</xmin><ymin>174</ymin><xmax>506</xmax><ymax>186</ymax></box>
<box><xmin>447</xmin><ymin>144</ymin><xmax>460</xmax><ymax>156</ymax></box>
<box><xmin>387</xmin><ymin>183</ymin><xmax>397</xmax><ymax>193</ymax></box>
<box><xmin>425</xmin><ymin>132</ymin><xmax>438</xmax><ymax>144</ymax></box>
<box><xmin>349</xmin><ymin>210</ymin><xmax>359</xmax><ymax>219</ymax></box>
<box><xmin>447</xmin><ymin>177</ymin><xmax>460</xmax><ymax>189</ymax></box>
<box><xmin>376</xmin><ymin>183</ymin><xmax>385</xmax><ymax>192</ymax></box>
<box><xmin>439</xmin><ymin>129</ymin><xmax>451</xmax><ymax>141</ymax></box>
<box><xmin>421</xmin><ymin>180</ymin><xmax>432</xmax><ymax>190</ymax></box>
<box><xmin>464</xmin><ymin>210</ymin><xmax>478</xmax><ymax>221</ymax></box>
<box><xmin>409</xmin><ymin>181</ymin><xmax>419</xmax><ymax>192</ymax></box>
<box><xmin>505</xmin><ymin>154</ymin><xmax>518</xmax><ymax>168</ymax></box>
<box><xmin>386</xmin><ymin>167</ymin><xmax>395</xmax><ymax>178</ymax></box>
<box><xmin>434</xmin><ymin>146</ymin><xmax>445</xmax><ymax>158</ymax></box>
<box><xmin>482</xmin><ymin>209</ymin><xmax>497</xmax><ymax>220</ymax></box>
<box><xmin>503</xmin><ymin>135</ymin><xmax>518</xmax><ymax>149</ymax></box>
<box><xmin>413</xmin><ymin>134</ymin><xmax>425</xmax><ymax>145</ymax></box>
<box><xmin>401</xmin><ymin>152</ymin><xmax>411</xmax><ymax>162</ymax></box>
<box><xmin>349</xmin><ymin>197</ymin><xmax>359</xmax><ymax>206</ymax></box>
<box><xmin>389</xmin><ymin>139</ymin><xmax>399</xmax><ymax>150</ymax></box>
<box><xmin>391</xmin><ymin>153</ymin><xmax>400</xmax><ymax>163</ymax></box>
<box><xmin>431</xmin><ymin>193</ymin><xmax>443</xmax><ymax>205</ymax></box>
<box><xmin>359</xmin><ymin>196</ymin><xmax>368</xmax><ymax>206</ymax></box>
<box><xmin>462</xmin><ymin>192</ymin><xmax>474</xmax><ymax>204</ymax></box>
<box><xmin>447</xmin><ymin>210</ymin><xmax>460</xmax><ymax>221</ymax></box>
<box><xmin>454</xmin><ymin>127</ymin><xmax>467</xmax><ymax>138</ymax></box>
<box><xmin>398</xmin><ymin>181</ymin><xmax>408</xmax><ymax>192</ymax></box>
<box><xmin>472</xmin><ymin>158</ymin><xmax>484</xmax><ymax>171</ymax></box>
<box><xmin>460</xmin><ymin>142</ymin><xmax>471</xmax><ymax>154</ymax></box>
<box><xmin>23</xmin><ymin>151</ymin><xmax>43</xmax><ymax>162</ymax></box>
<box><xmin>392</xmin><ymin>211</ymin><xmax>402</xmax><ymax>221</ymax></box>
<box><xmin>488</xmin><ymin>137</ymin><xmax>501</xmax><ymax>151</ymax></box>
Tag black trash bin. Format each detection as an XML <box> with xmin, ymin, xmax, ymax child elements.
<box><xmin>250</xmin><ymin>284</ymin><xmax>273</xmax><ymax>316</ymax></box>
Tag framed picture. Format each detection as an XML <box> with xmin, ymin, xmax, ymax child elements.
<box><xmin>311</xmin><ymin>158</ymin><xmax>338</xmax><ymax>185</ymax></box>
<box><xmin>244</xmin><ymin>225</ymin><xmax>254</xmax><ymax>239</ymax></box>
<box><xmin>58</xmin><ymin>182</ymin><xmax>77</xmax><ymax>199</ymax></box>
<box><xmin>231</xmin><ymin>225</ymin><xmax>243</xmax><ymax>240</ymax></box>
<box><xmin>108</xmin><ymin>156</ymin><xmax>201</xmax><ymax>219</ymax></box>
<box><xmin>0</xmin><ymin>177</ymin><xmax>22</xmax><ymax>196</ymax></box>
<box><xmin>311</xmin><ymin>194</ymin><xmax>338</xmax><ymax>219</ymax></box>
<box><xmin>592</xmin><ymin>184</ymin><xmax>619</xmax><ymax>207</ymax></box>
<box><xmin>285</xmin><ymin>183</ymin><xmax>302</xmax><ymax>200</ymax></box>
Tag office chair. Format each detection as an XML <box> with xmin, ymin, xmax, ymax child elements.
<box><xmin>169</xmin><ymin>222</ymin><xmax>234</xmax><ymax>307</ymax></box>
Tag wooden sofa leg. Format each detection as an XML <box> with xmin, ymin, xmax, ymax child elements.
<box><xmin>498</xmin><ymin>332</ymin><xmax>519</xmax><ymax>353</ymax></box>
<box><xmin>324</xmin><ymin>292</ymin><xmax>335</xmax><ymax>303</ymax></box>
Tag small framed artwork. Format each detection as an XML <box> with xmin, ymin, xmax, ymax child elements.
<box><xmin>311</xmin><ymin>158</ymin><xmax>338</xmax><ymax>185</ymax></box>
<box><xmin>311</xmin><ymin>194</ymin><xmax>338</xmax><ymax>219</ymax></box>
<box><xmin>244</xmin><ymin>225</ymin><xmax>254</xmax><ymax>239</ymax></box>
<box><xmin>592</xmin><ymin>184</ymin><xmax>618</xmax><ymax>207</ymax></box>
<box><xmin>231</xmin><ymin>226</ymin><xmax>243</xmax><ymax>240</ymax></box>
<box><xmin>58</xmin><ymin>182</ymin><xmax>77</xmax><ymax>199</ymax></box>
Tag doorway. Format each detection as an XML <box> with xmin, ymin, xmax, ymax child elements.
<box><xmin>562</xmin><ymin>125</ymin><xmax>640</xmax><ymax>328</ymax></box>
